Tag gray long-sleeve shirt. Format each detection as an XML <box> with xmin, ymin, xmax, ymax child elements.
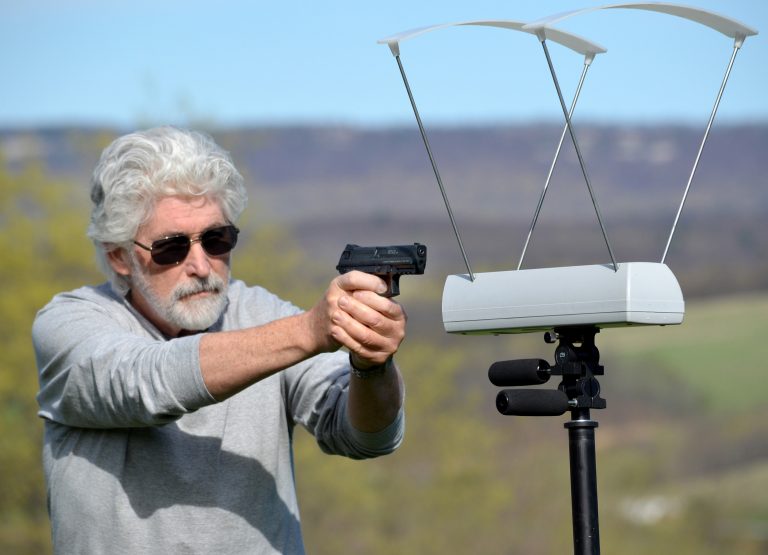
<box><xmin>33</xmin><ymin>280</ymin><xmax>404</xmax><ymax>554</ymax></box>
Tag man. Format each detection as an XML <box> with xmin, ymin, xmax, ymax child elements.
<box><xmin>32</xmin><ymin>127</ymin><xmax>407</xmax><ymax>554</ymax></box>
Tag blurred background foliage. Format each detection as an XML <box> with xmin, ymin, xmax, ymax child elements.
<box><xmin>1</xmin><ymin>146</ymin><xmax>766</xmax><ymax>554</ymax></box>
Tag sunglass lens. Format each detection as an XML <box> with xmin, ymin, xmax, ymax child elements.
<box><xmin>201</xmin><ymin>226</ymin><xmax>239</xmax><ymax>256</ymax></box>
<box><xmin>151</xmin><ymin>236</ymin><xmax>191</xmax><ymax>265</ymax></box>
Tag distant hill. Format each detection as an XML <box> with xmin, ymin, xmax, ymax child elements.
<box><xmin>220</xmin><ymin>124</ymin><xmax>768</xmax><ymax>225</ymax></box>
<box><xmin>3</xmin><ymin>124</ymin><xmax>766</xmax><ymax>222</ymax></box>
<box><xmin>2</xmin><ymin>123</ymin><xmax>766</xmax><ymax>296</ymax></box>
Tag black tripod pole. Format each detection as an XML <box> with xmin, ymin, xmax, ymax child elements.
<box><xmin>491</xmin><ymin>325</ymin><xmax>605</xmax><ymax>554</ymax></box>
<box><xmin>566</xmin><ymin>407</ymin><xmax>600</xmax><ymax>554</ymax></box>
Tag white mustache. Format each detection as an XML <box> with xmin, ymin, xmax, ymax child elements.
<box><xmin>173</xmin><ymin>275</ymin><xmax>226</xmax><ymax>302</ymax></box>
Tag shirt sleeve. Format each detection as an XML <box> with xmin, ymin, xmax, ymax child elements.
<box><xmin>33</xmin><ymin>288</ymin><xmax>216</xmax><ymax>428</ymax></box>
<box><xmin>282</xmin><ymin>352</ymin><xmax>405</xmax><ymax>459</ymax></box>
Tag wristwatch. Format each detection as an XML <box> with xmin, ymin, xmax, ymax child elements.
<box><xmin>348</xmin><ymin>353</ymin><xmax>393</xmax><ymax>379</ymax></box>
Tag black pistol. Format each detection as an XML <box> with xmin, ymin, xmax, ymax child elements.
<box><xmin>336</xmin><ymin>243</ymin><xmax>427</xmax><ymax>297</ymax></box>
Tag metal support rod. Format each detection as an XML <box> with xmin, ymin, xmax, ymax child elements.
<box><xmin>540</xmin><ymin>40</ymin><xmax>618</xmax><ymax>272</ymax></box>
<box><xmin>394</xmin><ymin>55</ymin><xmax>475</xmax><ymax>281</ymax></box>
<box><xmin>661</xmin><ymin>43</ymin><xmax>742</xmax><ymax>264</ymax></box>
<box><xmin>518</xmin><ymin>60</ymin><xmax>592</xmax><ymax>270</ymax></box>
<box><xmin>566</xmin><ymin>409</ymin><xmax>600</xmax><ymax>555</ymax></box>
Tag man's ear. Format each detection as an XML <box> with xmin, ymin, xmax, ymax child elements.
<box><xmin>106</xmin><ymin>245</ymin><xmax>131</xmax><ymax>277</ymax></box>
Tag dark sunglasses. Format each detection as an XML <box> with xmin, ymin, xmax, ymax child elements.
<box><xmin>133</xmin><ymin>225</ymin><xmax>239</xmax><ymax>265</ymax></box>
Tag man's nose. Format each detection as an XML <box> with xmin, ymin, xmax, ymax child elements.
<box><xmin>184</xmin><ymin>240</ymin><xmax>212</xmax><ymax>277</ymax></box>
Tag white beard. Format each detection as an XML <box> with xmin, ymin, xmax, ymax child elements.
<box><xmin>129</xmin><ymin>258</ymin><xmax>230</xmax><ymax>332</ymax></box>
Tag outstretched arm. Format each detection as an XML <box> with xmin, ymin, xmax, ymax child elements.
<box><xmin>199</xmin><ymin>271</ymin><xmax>406</xmax><ymax>431</ymax></box>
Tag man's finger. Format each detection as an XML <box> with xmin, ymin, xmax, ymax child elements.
<box><xmin>336</xmin><ymin>271</ymin><xmax>388</xmax><ymax>295</ymax></box>
<box><xmin>351</xmin><ymin>290</ymin><xmax>406</xmax><ymax>321</ymax></box>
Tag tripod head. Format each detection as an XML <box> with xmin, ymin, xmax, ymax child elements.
<box><xmin>492</xmin><ymin>326</ymin><xmax>606</xmax><ymax>416</ymax></box>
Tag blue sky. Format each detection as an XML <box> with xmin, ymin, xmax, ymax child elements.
<box><xmin>1</xmin><ymin>0</ymin><xmax>765</xmax><ymax>128</ymax></box>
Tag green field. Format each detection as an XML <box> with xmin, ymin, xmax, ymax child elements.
<box><xmin>602</xmin><ymin>293</ymin><xmax>768</xmax><ymax>413</ymax></box>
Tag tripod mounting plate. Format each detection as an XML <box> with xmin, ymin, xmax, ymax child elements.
<box><xmin>443</xmin><ymin>262</ymin><xmax>684</xmax><ymax>335</ymax></box>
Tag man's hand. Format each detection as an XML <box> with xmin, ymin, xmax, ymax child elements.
<box><xmin>307</xmin><ymin>270</ymin><xmax>407</xmax><ymax>367</ymax></box>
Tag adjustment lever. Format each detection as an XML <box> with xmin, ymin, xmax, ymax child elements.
<box><xmin>496</xmin><ymin>389</ymin><xmax>571</xmax><ymax>416</ymax></box>
<box><xmin>488</xmin><ymin>359</ymin><xmax>551</xmax><ymax>387</ymax></box>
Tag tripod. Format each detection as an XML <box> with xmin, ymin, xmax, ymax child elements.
<box><xmin>490</xmin><ymin>326</ymin><xmax>605</xmax><ymax>555</ymax></box>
